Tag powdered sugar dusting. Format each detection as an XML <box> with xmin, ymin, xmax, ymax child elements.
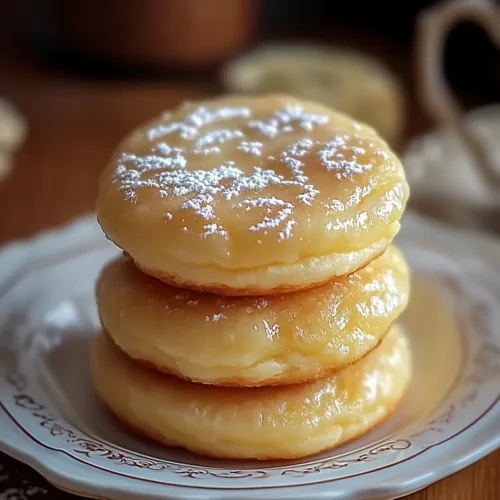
<box><xmin>113</xmin><ymin>102</ymin><xmax>384</xmax><ymax>242</ymax></box>
<box><xmin>238</xmin><ymin>141</ymin><xmax>263</xmax><ymax>155</ymax></box>
<box><xmin>193</xmin><ymin>129</ymin><xmax>244</xmax><ymax>155</ymax></box>
<box><xmin>206</xmin><ymin>312</ymin><xmax>226</xmax><ymax>322</ymax></box>
<box><xmin>202</xmin><ymin>223</ymin><xmax>228</xmax><ymax>238</ymax></box>
<box><xmin>318</xmin><ymin>136</ymin><xmax>374</xmax><ymax>180</ymax></box>
<box><xmin>147</xmin><ymin>106</ymin><xmax>251</xmax><ymax>141</ymax></box>
<box><xmin>263</xmin><ymin>319</ymin><xmax>280</xmax><ymax>338</ymax></box>
<box><xmin>240</xmin><ymin>197</ymin><xmax>295</xmax><ymax>240</ymax></box>
<box><xmin>255</xmin><ymin>298</ymin><xmax>269</xmax><ymax>309</ymax></box>
<box><xmin>249</xmin><ymin>105</ymin><xmax>329</xmax><ymax>137</ymax></box>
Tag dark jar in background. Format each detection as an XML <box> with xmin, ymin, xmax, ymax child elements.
<box><xmin>41</xmin><ymin>0</ymin><xmax>259</xmax><ymax>70</ymax></box>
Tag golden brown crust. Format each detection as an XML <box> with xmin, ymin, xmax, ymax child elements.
<box><xmin>127</xmin><ymin>244</ymin><xmax>385</xmax><ymax>297</ymax></box>
<box><xmin>134</xmin><ymin>242</ymin><xmax>386</xmax><ymax>296</ymax></box>
<box><xmin>108</xmin><ymin>396</ymin><xmax>404</xmax><ymax>460</ymax></box>
<box><xmin>91</xmin><ymin>328</ymin><xmax>411</xmax><ymax>460</ymax></box>
<box><xmin>110</xmin><ymin>332</ymin><xmax>385</xmax><ymax>387</ymax></box>
<box><xmin>125</xmin><ymin>235</ymin><xmax>392</xmax><ymax>296</ymax></box>
<box><xmin>97</xmin><ymin>246</ymin><xmax>410</xmax><ymax>387</ymax></box>
<box><xmin>133</xmin><ymin>260</ymin><xmax>365</xmax><ymax>296</ymax></box>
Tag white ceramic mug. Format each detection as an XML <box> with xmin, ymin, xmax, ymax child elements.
<box><xmin>416</xmin><ymin>0</ymin><xmax>500</xmax><ymax>187</ymax></box>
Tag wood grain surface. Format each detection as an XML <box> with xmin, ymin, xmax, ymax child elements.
<box><xmin>0</xmin><ymin>7</ymin><xmax>498</xmax><ymax>500</ymax></box>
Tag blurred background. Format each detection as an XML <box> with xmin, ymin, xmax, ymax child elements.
<box><xmin>2</xmin><ymin>2</ymin><xmax>500</xmax><ymax>497</ymax></box>
<box><xmin>0</xmin><ymin>0</ymin><xmax>499</xmax><ymax>243</ymax></box>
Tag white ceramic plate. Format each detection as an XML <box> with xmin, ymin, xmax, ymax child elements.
<box><xmin>0</xmin><ymin>212</ymin><xmax>499</xmax><ymax>500</ymax></box>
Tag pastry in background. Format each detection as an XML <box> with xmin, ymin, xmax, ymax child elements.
<box><xmin>222</xmin><ymin>44</ymin><xmax>404</xmax><ymax>146</ymax></box>
<box><xmin>97</xmin><ymin>94</ymin><xmax>408</xmax><ymax>296</ymax></box>
<box><xmin>96</xmin><ymin>246</ymin><xmax>410</xmax><ymax>387</ymax></box>
<box><xmin>404</xmin><ymin>105</ymin><xmax>500</xmax><ymax>233</ymax></box>
<box><xmin>91</xmin><ymin>326</ymin><xmax>411</xmax><ymax>460</ymax></box>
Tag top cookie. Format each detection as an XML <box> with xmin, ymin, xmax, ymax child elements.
<box><xmin>97</xmin><ymin>94</ymin><xmax>408</xmax><ymax>295</ymax></box>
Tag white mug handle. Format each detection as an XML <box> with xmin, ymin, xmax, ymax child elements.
<box><xmin>416</xmin><ymin>0</ymin><xmax>500</xmax><ymax>186</ymax></box>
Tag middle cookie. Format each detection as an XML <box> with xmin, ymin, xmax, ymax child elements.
<box><xmin>96</xmin><ymin>245</ymin><xmax>409</xmax><ymax>387</ymax></box>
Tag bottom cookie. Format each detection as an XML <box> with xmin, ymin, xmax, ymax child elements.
<box><xmin>91</xmin><ymin>326</ymin><xmax>411</xmax><ymax>460</ymax></box>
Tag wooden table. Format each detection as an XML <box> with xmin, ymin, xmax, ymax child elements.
<box><xmin>0</xmin><ymin>16</ymin><xmax>499</xmax><ymax>500</ymax></box>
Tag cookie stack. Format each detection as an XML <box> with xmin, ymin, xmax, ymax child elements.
<box><xmin>93</xmin><ymin>95</ymin><xmax>411</xmax><ymax>460</ymax></box>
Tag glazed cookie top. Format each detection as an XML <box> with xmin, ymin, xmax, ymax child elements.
<box><xmin>96</xmin><ymin>246</ymin><xmax>409</xmax><ymax>386</ymax></box>
<box><xmin>97</xmin><ymin>95</ymin><xmax>408</xmax><ymax>269</ymax></box>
